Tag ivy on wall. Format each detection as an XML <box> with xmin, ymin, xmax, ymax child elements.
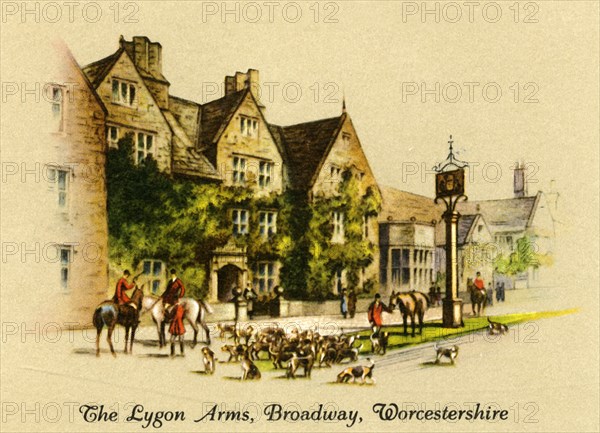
<box><xmin>107</xmin><ymin>134</ymin><xmax>381</xmax><ymax>300</ymax></box>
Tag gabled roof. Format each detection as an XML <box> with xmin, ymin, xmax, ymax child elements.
<box><xmin>276</xmin><ymin>114</ymin><xmax>345</xmax><ymax>188</ymax></box>
<box><xmin>435</xmin><ymin>213</ymin><xmax>483</xmax><ymax>247</ymax></box>
<box><xmin>457</xmin><ymin>193</ymin><xmax>540</xmax><ymax>233</ymax></box>
<box><xmin>199</xmin><ymin>89</ymin><xmax>248</xmax><ymax>147</ymax></box>
<box><xmin>162</xmin><ymin>111</ymin><xmax>220</xmax><ymax>180</ymax></box>
<box><xmin>379</xmin><ymin>185</ymin><xmax>442</xmax><ymax>224</ymax></box>
<box><xmin>82</xmin><ymin>49</ymin><xmax>124</xmax><ymax>88</ymax></box>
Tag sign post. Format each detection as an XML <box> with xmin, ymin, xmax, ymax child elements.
<box><xmin>434</xmin><ymin>136</ymin><xmax>468</xmax><ymax>328</ymax></box>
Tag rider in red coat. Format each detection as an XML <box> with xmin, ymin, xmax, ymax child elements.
<box><xmin>368</xmin><ymin>293</ymin><xmax>392</xmax><ymax>334</ymax></box>
<box><xmin>161</xmin><ymin>269</ymin><xmax>185</xmax><ymax>309</ymax></box>
<box><xmin>112</xmin><ymin>270</ymin><xmax>135</xmax><ymax>305</ymax></box>
<box><xmin>474</xmin><ymin>271</ymin><xmax>486</xmax><ymax>294</ymax></box>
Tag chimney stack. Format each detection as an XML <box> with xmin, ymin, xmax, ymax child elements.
<box><xmin>120</xmin><ymin>36</ymin><xmax>163</xmax><ymax>77</ymax></box>
<box><xmin>224</xmin><ymin>69</ymin><xmax>264</xmax><ymax>111</ymax></box>
<box><xmin>513</xmin><ymin>161</ymin><xmax>527</xmax><ymax>198</ymax></box>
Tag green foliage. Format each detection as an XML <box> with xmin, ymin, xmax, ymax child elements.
<box><xmin>281</xmin><ymin>170</ymin><xmax>381</xmax><ymax>300</ymax></box>
<box><xmin>107</xmin><ymin>137</ymin><xmax>381</xmax><ymax>301</ymax></box>
<box><xmin>493</xmin><ymin>236</ymin><xmax>550</xmax><ymax>278</ymax></box>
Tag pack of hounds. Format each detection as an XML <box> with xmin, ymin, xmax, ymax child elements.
<box><xmin>198</xmin><ymin>317</ymin><xmax>509</xmax><ymax>381</ymax></box>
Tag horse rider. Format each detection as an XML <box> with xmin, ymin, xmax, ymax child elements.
<box><xmin>161</xmin><ymin>269</ymin><xmax>186</xmax><ymax>313</ymax></box>
<box><xmin>367</xmin><ymin>293</ymin><xmax>392</xmax><ymax>336</ymax></box>
<box><xmin>474</xmin><ymin>271</ymin><xmax>486</xmax><ymax>296</ymax></box>
<box><xmin>112</xmin><ymin>270</ymin><xmax>136</xmax><ymax>307</ymax></box>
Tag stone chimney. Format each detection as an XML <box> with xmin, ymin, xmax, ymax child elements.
<box><xmin>224</xmin><ymin>68</ymin><xmax>264</xmax><ymax>111</ymax></box>
<box><xmin>120</xmin><ymin>36</ymin><xmax>163</xmax><ymax>77</ymax></box>
<box><xmin>119</xmin><ymin>36</ymin><xmax>169</xmax><ymax>109</ymax></box>
<box><xmin>513</xmin><ymin>161</ymin><xmax>527</xmax><ymax>198</ymax></box>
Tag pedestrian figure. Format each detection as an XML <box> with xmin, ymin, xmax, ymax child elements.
<box><xmin>486</xmin><ymin>282</ymin><xmax>494</xmax><ymax>306</ymax></box>
<box><xmin>243</xmin><ymin>284</ymin><xmax>258</xmax><ymax>319</ymax></box>
<box><xmin>367</xmin><ymin>293</ymin><xmax>392</xmax><ymax>335</ymax></box>
<box><xmin>340</xmin><ymin>288</ymin><xmax>348</xmax><ymax>319</ymax></box>
<box><xmin>435</xmin><ymin>286</ymin><xmax>442</xmax><ymax>307</ymax></box>
<box><xmin>500</xmin><ymin>283</ymin><xmax>506</xmax><ymax>302</ymax></box>
<box><xmin>348</xmin><ymin>289</ymin><xmax>358</xmax><ymax>319</ymax></box>
<box><xmin>495</xmin><ymin>282</ymin><xmax>502</xmax><ymax>302</ymax></box>
<box><xmin>169</xmin><ymin>300</ymin><xmax>186</xmax><ymax>357</ymax></box>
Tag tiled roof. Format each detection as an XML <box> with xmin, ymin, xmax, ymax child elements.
<box><xmin>162</xmin><ymin>111</ymin><xmax>220</xmax><ymax>180</ymax></box>
<box><xmin>82</xmin><ymin>49</ymin><xmax>123</xmax><ymax>87</ymax></box>
<box><xmin>379</xmin><ymin>185</ymin><xmax>443</xmax><ymax>224</ymax></box>
<box><xmin>276</xmin><ymin>115</ymin><xmax>345</xmax><ymax>188</ymax></box>
<box><xmin>199</xmin><ymin>89</ymin><xmax>247</xmax><ymax>147</ymax></box>
<box><xmin>457</xmin><ymin>194</ymin><xmax>539</xmax><ymax>233</ymax></box>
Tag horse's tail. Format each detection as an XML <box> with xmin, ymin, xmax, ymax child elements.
<box><xmin>201</xmin><ymin>299</ymin><xmax>214</xmax><ymax>315</ymax></box>
<box><xmin>94</xmin><ymin>304</ymin><xmax>116</xmax><ymax>328</ymax></box>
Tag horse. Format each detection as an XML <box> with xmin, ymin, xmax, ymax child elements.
<box><xmin>388</xmin><ymin>290</ymin><xmax>430</xmax><ymax>337</ymax></box>
<box><xmin>92</xmin><ymin>286</ymin><xmax>143</xmax><ymax>357</ymax></box>
<box><xmin>467</xmin><ymin>278</ymin><xmax>487</xmax><ymax>316</ymax></box>
<box><xmin>141</xmin><ymin>296</ymin><xmax>212</xmax><ymax>348</ymax></box>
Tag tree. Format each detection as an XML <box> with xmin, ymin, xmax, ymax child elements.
<box><xmin>493</xmin><ymin>236</ymin><xmax>551</xmax><ymax>287</ymax></box>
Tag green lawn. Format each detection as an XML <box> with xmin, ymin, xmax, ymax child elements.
<box><xmin>223</xmin><ymin>308</ymin><xmax>577</xmax><ymax>374</ymax></box>
<box><xmin>353</xmin><ymin>308</ymin><xmax>578</xmax><ymax>353</ymax></box>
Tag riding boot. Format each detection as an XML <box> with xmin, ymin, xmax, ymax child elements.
<box><xmin>170</xmin><ymin>343</ymin><xmax>175</xmax><ymax>357</ymax></box>
<box><xmin>180</xmin><ymin>340</ymin><xmax>185</xmax><ymax>356</ymax></box>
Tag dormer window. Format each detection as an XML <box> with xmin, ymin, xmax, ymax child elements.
<box><xmin>112</xmin><ymin>78</ymin><xmax>136</xmax><ymax>106</ymax></box>
<box><xmin>240</xmin><ymin>116</ymin><xmax>258</xmax><ymax>137</ymax></box>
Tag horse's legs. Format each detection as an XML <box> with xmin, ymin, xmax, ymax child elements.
<box><xmin>201</xmin><ymin>321</ymin><xmax>211</xmax><ymax>345</ymax></box>
<box><xmin>410</xmin><ymin>314</ymin><xmax>416</xmax><ymax>337</ymax></box>
<box><xmin>402</xmin><ymin>314</ymin><xmax>408</xmax><ymax>335</ymax></box>
<box><xmin>124</xmin><ymin>326</ymin><xmax>130</xmax><ymax>354</ymax></box>
<box><xmin>187</xmin><ymin>319</ymin><xmax>199</xmax><ymax>349</ymax></box>
<box><xmin>130</xmin><ymin>325</ymin><xmax>137</xmax><ymax>354</ymax></box>
<box><xmin>153</xmin><ymin>319</ymin><xmax>162</xmax><ymax>348</ymax></box>
<box><xmin>107</xmin><ymin>325</ymin><xmax>116</xmax><ymax>358</ymax></box>
<box><xmin>160</xmin><ymin>322</ymin><xmax>166</xmax><ymax>348</ymax></box>
<box><xmin>95</xmin><ymin>327</ymin><xmax>102</xmax><ymax>357</ymax></box>
<box><xmin>418</xmin><ymin>311</ymin><xmax>424</xmax><ymax>334</ymax></box>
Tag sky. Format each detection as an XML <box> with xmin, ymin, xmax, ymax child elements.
<box><xmin>2</xmin><ymin>1</ymin><xmax>598</xmax><ymax>209</ymax></box>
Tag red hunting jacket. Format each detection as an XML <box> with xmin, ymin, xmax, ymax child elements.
<box><xmin>162</xmin><ymin>278</ymin><xmax>185</xmax><ymax>305</ymax></box>
<box><xmin>169</xmin><ymin>304</ymin><xmax>186</xmax><ymax>336</ymax></box>
<box><xmin>474</xmin><ymin>277</ymin><xmax>485</xmax><ymax>291</ymax></box>
<box><xmin>368</xmin><ymin>301</ymin><xmax>390</xmax><ymax>327</ymax></box>
<box><xmin>113</xmin><ymin>277</ymin><xmax>135</xmax><ymax>304</ymax></box>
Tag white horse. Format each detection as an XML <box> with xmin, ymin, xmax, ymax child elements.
<box><xmin>142</xmin><ymin>295</ymin><xmax>213</xmax><ymax>348</ymax></box>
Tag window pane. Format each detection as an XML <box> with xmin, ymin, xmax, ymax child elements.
<box><xmin>57</xmin><ymin>171</ymin><xmax>67</xmax><ymax>190</ymax></box>
<box><xmin>152</xmin><ymin>261</ymin><xmax>161</xmax><ymax>276</ymax></box>
<box><xmin>60</xmin><ymin>249</ymin><xmax>70</xmax><ymax>264</ymax></box>
<box><xmin>146</xmin><ymin>135</ymin><xmax>153</xmax><ymax>150</ymax></box>
<box><xmin>152</xmin><ymin>280</ymin><xmax>160</xmax><ymax>294</ymax></box>
<box><xmin>58</xmin><ymin>192</ymin><xmax>66</xmax><ymax>207</ymax></box>
<box><xmin>121</xmin><ymin>82</ymin><xmax>127</xmax><ymax>101</ymax></box>
<box><xmin>112</xmin><ymin>80</ymin><xmax>119</xmax><ymax>99</ymax></box>
<box><xmin>61</xmin><ymin>268</ymin><xmax>68</xmax><ymax>289</ymax></box>
<box><xmin>143</xmin><ymin>261</ymin><xmax>151</xmax><ymax>275</ymax></box>
<box><xmin>129</xmin><ymin>85</ymin><xmax>136</xmax><ymax>105</ymax></box>
<box><xmin>137</xmin><ymin>133</ymin><xmax>144</xmax><ymax>149</ymax></box>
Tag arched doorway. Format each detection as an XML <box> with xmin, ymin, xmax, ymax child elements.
<box><xmin>217</xmin><ymin>264</ymin><xmax>243</xmax><ymax>303</ymax></box>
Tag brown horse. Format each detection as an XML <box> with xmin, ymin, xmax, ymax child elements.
<box><xmin>93</xmin><ymin>286</ymin><xmax>143</xmax><ymax>357</ymax></box>
<box><xmin>389</xmin><ymin>290</ymin><xmax>430</xmax><ymax>337</ymax></box>
<box><xmin>467</xmin><ymin>278</ymin><xmax>486</xmax><ymax>316</ymax></box>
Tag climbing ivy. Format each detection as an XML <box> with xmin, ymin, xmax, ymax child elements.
<box><xmin>108</xmin><ymin>135</ymin><xmax>381</xmax><ymax>300</ymax></box>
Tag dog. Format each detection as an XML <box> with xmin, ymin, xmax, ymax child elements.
<box><xmin>241</xmin><ymin>354</ymin><xmax>261</xmax><ymax>380</ymax></box>
<box><xmin>221</xmin><ymin>344</ymin><xmax>246</xmax><ymax>362</ymax></box>
<box><xmin>487</xmin><ymin>317</ymin><xmax>509</xmax><ymax>335</ymax></box>
<box><xmin>336</xmin><ymin>343</ymin><xmax>363</xmax><ymax>364</ymax></box>
<box><xmin>370</xmin><ymin>331</ymin><xmax>389</xmax><ymax>355</ymax></box>
<box><xmin>286</xmin><ymin>353</ymin><xmax>314</xmax><ymax>379</ymax></box>
<box><xmin>235</xmin><ymin>325</ymin><xmax>257</xmax><ymax>345</ymax></box>
<box><xmin>336</xmin><ymin>359</ymin><xmax>375</xmax><ymax>384</ymax></box>
<box><xmin>434</xmin><ymin>343</ymin><xmax>459</xmax><ymax>364</ymax></box>
<box><xmin>217</xmin><ymin>323</ymin><xmax>237</xmax><ymax>339</ymax></box>
<box><xmin>201</xmin><ymin>346</ymin><xmax>215</xmax><ymax>374</ymax></box>
<box><xmin>317</xmin><ymin>345</ymin><xmax>337</xmax><ymax>367</ymax></box>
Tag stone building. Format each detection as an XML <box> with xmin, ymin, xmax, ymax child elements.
<box><xmin>378</xmin><ymin>186</ymin><xmax>440</xmax><ymax>294</ymax></box>
<box><xmin>81</xmin><ymin>35</ymin><xmax>379</xmax><ymax>303</ymax></box>
<box><xmin>2</xmin><ymin>40</ymin><xmax>109</xmax><ymax>325</ymax></box>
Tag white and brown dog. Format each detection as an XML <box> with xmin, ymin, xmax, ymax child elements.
<box><xmin>336</xmin><ymin>359</ymin><xmax>375</xmax><ymax>384</ymax></box>
<box><xmin>487</xmin><ymin>317</ymin><xmax>509</xmax><ymax>335</ymax></box>
<box><xmin>434</xmin><ymin>343</ymin><xmax>459</xmax><ymax>364</ymax></box>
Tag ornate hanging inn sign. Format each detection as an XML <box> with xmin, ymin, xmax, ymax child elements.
<box><xmin>436</xmin><ymin>168</ymin><xmax>465</xmax><ymax>198</ymax></box>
